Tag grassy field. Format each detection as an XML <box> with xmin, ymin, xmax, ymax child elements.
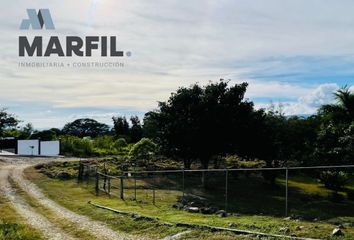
<box><xmin>0</xmin><ymin>196</ymin><xmax>43</xmax><ymax>240</ymax></box>
<box><xmin>8</xmin><ymin>179</ymin><xmax>97</xmax><ymax>240</ymax></box>
<box><xmin>25</xmin><ymin>164</ymin><xmax>354</xmax><ymax>240</ymax></box>
<box><xmin>114</xmin><ymin>169</ymin><xmax>354</xmax><ymax>220</ymax></box>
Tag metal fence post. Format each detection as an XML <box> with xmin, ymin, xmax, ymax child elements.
<box><xmin>120</xmin><ymin>177</ymin><xmax>124</xmax><ymax>200</ymax></box>
<box><xmin>85</xmin><ymin>165</ymin><xmax>89</xmax><ymax>182</ymax></box>
<box><xmin>108</xmin><ymin>177</ymin><xmax>111</xmax><ymax>196</ymax></box>
<box><xmin>133</xmin><ymin>164</ymin><xmax>137</xmax><ymax>201</ymax></box>
<box><xmin>225</xmin><ymin>169</ymin><xmax>228</xmax><ymax>212</ymax></box>
<box><xmin>285</xmin><ymin>167</ymin><xmax>289</xmax><ymax>217</ymax></box>
<box><xmin>202</xmin><ymin>171</ymin><xmax>205</xmax><ymax>187</ymax></box>
<box><xmin>134</xmin><ymin>173</ymin><xmax>137</xmax><ymax>201</ymax></box>
<box><xmin>152</xmin><ymin>173</ymin><xmax>156</xmax><ymax>205</ymax></box>
<box><xmin>182</xmin><ymin>169</ymin><xmax>185</xmax><ymax>199</ymax></box>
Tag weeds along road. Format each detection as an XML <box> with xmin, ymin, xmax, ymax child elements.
<box><xmin>0</xmin><ymin>156</ymin><xmax>136</xmax><ymax>240</ymax></box>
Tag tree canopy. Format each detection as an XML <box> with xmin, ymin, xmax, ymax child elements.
<box><xmin>0</xmin><ymin>108</ymin><xmax>19</xmax><ymax>137</ymax></box>
<box><xmin>314</xmin><ymin>86</ymin><xmax>354</xmax><ymax>166</ymax></box>
<box><xmin>112</xmin><ymin>115</ymin><xmax>143</xmax><ymax>143</ymax></box>
<box><xmin>144</xmin><ymin>80</ymin><xmax>268</xmax><ymax>168</ymax></box>
<box><xmin>319</xmin><ymin>86</ymin><xmax>354</xmax><ymax>124</ymax></box>
<box><xmin>2</xmin><ymin>82</ymin><xmax>353</xmax><ymax>169</ymax></box>
<box><xmin>112</xmin><ymin>116</ymin><xmax>129</xmax><ymax>136</ymax></box>
<box><xmin>62</xmin><ymin>118</ymin><xmax>109</xmax><ymax>138</ymax></box>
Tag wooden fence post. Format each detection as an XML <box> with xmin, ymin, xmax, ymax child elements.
<box><xmin>95</xmin><ymin>172</ymin><xmax>99</xmax><ymax>196</ymax></box>
<box><xmin>77</xmin><ymin>161</ymin><xmax>83</xmax><ymax>183</ymax></box>
<box><xmin>120</xmin><ymin>177</ymin><xmax>124</xmax><ymax>200</ymax></box>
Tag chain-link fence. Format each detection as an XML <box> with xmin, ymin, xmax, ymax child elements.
<box><xmin>78</xmin><ymin>161</ymin><xmax>354</xmax><ymax>219</ymax></box>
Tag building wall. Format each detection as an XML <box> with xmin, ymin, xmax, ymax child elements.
<box><xmin>17</xmin><ymin>140</ymin><xmax>60</xmax><ymax>156</ymax></box>
<box><xmin>17</xmin><ymin>140</ymin><xmax>39</xmax><ymax>155</ymax></box>
<box><xmin>40</xmin><ymin>141</ymin><xmax>60</xmax><ymax>156</ymax></box>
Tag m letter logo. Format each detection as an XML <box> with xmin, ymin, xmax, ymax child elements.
<box><xmin>20</xmin><ymin>9</ymin><xmax>55</xmax><ymax>30</ymax></box>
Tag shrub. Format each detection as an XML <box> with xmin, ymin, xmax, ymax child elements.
<box><xmin>129</xmin><ymin>138</ymin><xmax>158</xmax><ymax>164</ymax></box>
<box><xmin>224</xmin><ymin>155</ymin><xmax>266</xmax><ymax>168</ymax></box>
<box><xmin>93</xmin><ymin>135</ymin><xmax>115</xmax><ymax>149</ymax></box>
<box><xmin>319</xmin><ymin>171</ymin><xmax>349</xmax><ymax>191</ymax></box>
<box><xmin>60</xmin><ymin>136</ymin><xmax>94</xmax><ymax>157</ymax></box>
<box><xmin>113</xmin><ymin>138</ymin><xmax>128</xmax><ymax>149</ymax></box>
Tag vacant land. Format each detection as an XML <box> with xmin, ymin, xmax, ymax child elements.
<box><xmin>1</xmin><ymin>156</ymin><xmax>353</xmax><ymax>239</ymax></box>
<box><xmin>26</xmin><ymin>161</ymin><xmax>354</xmax><ymax>239</ymax></box>
<box><xmin>0</xmin><ymin>157</ymin><xmax>137</xmax><ymax>240</ymax></box>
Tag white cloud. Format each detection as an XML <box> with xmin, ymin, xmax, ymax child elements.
<box><xmin>1</xmin><ymin>1</ymin><xmax>354</xmax><ymax>127</ymax></box>
<box><xmin>245</xmin><ymin>80</ymin><xmax>311</xmax><ymax>99</ymax></box>
<box><xmin>258</xmin><ymin>83</ymin><xmax>340</xmax><ymax>115</ymax></box>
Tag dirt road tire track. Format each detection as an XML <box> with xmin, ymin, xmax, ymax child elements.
<box><xmin>0</xmin><ymin>166</ymin><xmax>76</xmax><ymax>240</ymax></box>
<box><xmin>11</xmin><ymin>165</ymin><xmax>133</xmax><ymax>240</ymax></box>
<box><xmin>0</xmin><ymin>156</ymin><xmax>137</xmax><ymax>240</ymax></box>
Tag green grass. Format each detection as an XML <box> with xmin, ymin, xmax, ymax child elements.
<box><xmin>46</xmin><ymin>160</ymin><xmax>354</xmax><ymax>219</ymax></box>
<box><xmin>122</xmin><ymin>170</ymin><xmax>354</xmax><ymax>220</ymax></box>
<box><xmin>26</xmin><ymin>167</ymin><xmax>188</xmax><ymax>239</ymax></box>
<box><xmin>0</xmin><ymin>196</ymin><xmax>43</xmax><ymax>240</ymax></box>
<box><xmin>7</xmin><ymin>178</ymin><xmax>96</xmax><ymax>240</ymax></box>
<box><xmin>25</xmin><ymin>166</ymin><xmax>354</xmax><ymax>239</ymax></box>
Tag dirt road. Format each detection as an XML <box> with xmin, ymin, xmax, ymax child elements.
<box><xmin>0</xmin><ymin>156</ymin><xmax>133</xmax><ymax>240</ymax></box>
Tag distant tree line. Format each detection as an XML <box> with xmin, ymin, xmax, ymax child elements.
<box><xmin>0</xmin><ymin>80</ymin><xmax>353</xmax><ymax>169</ymax></box>
<box><xmin>142</xmin><ymin>80</ymin><xmax>354</xmax><ymax>169</ymax></box>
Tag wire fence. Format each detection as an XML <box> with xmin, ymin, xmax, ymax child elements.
<box><xmin>78</xmin><ymin>161</ymin><xmax>354</xmax><ymax>219</ymax></box>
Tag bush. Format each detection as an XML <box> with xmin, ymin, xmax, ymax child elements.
<box><xmin>93</xmin><ymin>135</ymin><xmax>115</xmax><ymax>149</ymax></box>
<box><xmin>113</xmin><ymin>138</ymin><xmax>128</xmax><ymax>149</ymax></box>
<box><xmin>129</xmin><ymin>138</ymin><xmax>158</xmax><ymax>164</ymax></box>
<box><xmin>60</xmin><ymin>136</ymin><xmax>94</xmax><ymax>157</ymax></box>
<box><xmin>319</xmin><ymin>171</ymin><xmax>349</xmax><ymax>191</ymax></box>
<box><xmin>225</xmin><ymin>155</ymin><xmax>266</xmax><ymax>168</ymax></box>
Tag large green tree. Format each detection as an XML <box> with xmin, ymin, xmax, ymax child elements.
<box><xmin>314</xmin><ymin>87</ymin><xmax>354</xmax><ymax>165</ymax></box>
<box><xmin>0</xmin><ymin>109</ymin><xmax>19</xmax><ymax>137</ymax></box>
<box><xmin>260</xmin><ymin>111</ymin><xmax>320</xmax><ymax>166</ymax></box>
<box><xmin>30</xmin><ymin>129</ymin><xmax>58</xmax><ymax>141</ymax></box>
<box><xmin>144</xmin><ymin>80</ymin><xmax>266</xmax><ymax>169</ymax></box>
<box><xmin>319</xmin><ymin>86</ymin><xmax>354</xmax><ymax>124</ymax></box>
<box><xmin>19</xmin><ymin>123</ymin><xmax>34</xmax><ymax>139</ymax></box>
<box><xmin>130</xmin><ymin>116</ymin><xmax>143</xmax><ymax>142</ymax></box>
<box><xmin>112</xmin><ymin>116</ymin><xmax>130</xmax><ymax>138</ymax></box>
<box><xmin>62</xmin><ymin>118</ymin><xmax>109</xmax><ymax>138</ymax></box>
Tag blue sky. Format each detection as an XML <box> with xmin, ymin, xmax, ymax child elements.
<box><xmin>1</xmin><ymin>0</ymin><xmax>354</xmax><ymax>129</ymax></box>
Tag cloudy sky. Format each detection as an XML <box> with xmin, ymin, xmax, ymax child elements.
<box><xmin>1</xmin><ymin>0</ymin><xmax>354</xmax><ymax>129</ymax></box>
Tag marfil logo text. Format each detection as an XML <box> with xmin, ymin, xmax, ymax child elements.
<box><xmin>19</xmin><ymin>9</ymin><xmax>127</xmax><ymax>57</ymax></box>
